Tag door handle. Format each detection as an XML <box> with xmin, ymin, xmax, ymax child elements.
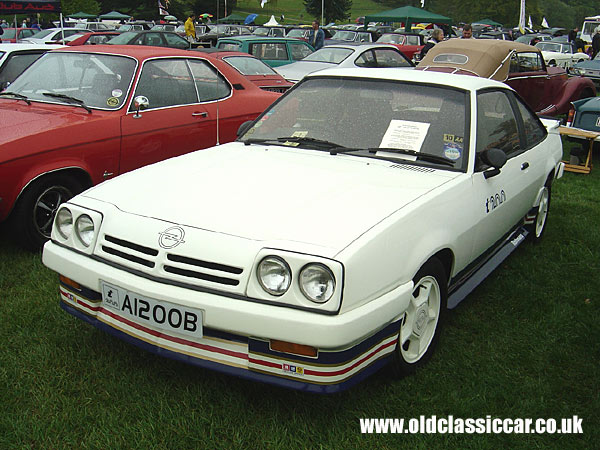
<box><xmin>521</xmin><ymin>162</ymin><xmax>530</xmax><ymax>170</ymax></box>
<box><xmin>192</xmin><ymin>111</ymin><xmax>208</xmax><ymax>117</ymax></box>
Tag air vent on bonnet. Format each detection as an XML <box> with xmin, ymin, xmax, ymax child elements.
<box><xmin>389</xmin><ymin>164</ymin><xmax>435</xmax><ymax>173</ymax></box>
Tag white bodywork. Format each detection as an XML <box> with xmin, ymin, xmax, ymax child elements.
<box><xmin>42</xmin><ymin>68</ymin><xmax>564</xmax><ymax>390</ymax></box>
<box><xmin>537</xmin><ymin>43</ymin><xmax>589</xmax><ymax>69</ymax></box>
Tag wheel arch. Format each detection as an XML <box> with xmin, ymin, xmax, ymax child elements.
<box><xmin>428</xmin><ymin>248</ymin><xmax>454</xmax><ymax>286</ymax></box>
<box><xmin>13</xmin><ymin>167</ymin><xmax>93</xmax><ymax>215</ymax></box>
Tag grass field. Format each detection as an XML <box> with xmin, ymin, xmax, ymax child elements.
<box><xmin>225</xmin><ymin>0</ymin><xmax>386</xmax><ymax>25</ymax></box>
<box><xmin>0</xmin><ymin>139</ymin><xmax>598</xmax><ymax>448</ymax></box>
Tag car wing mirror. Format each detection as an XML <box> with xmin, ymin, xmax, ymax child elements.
<box><xmin>480</xmin><ymin>148</ymin><xmax>508</xmax><ymax>179</ymax></box>
<box><xmin>133</xmin><ymin>95</ymin><xmax>149</xmax><ymax>118</ymax></box>
<box><xmin>237</xmin><ymin>120</ymin><xmax>255</xmax><ymax>137</ymax></box>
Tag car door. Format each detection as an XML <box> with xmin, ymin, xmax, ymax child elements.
<box><xmin>120</xmin><ymin>58</ymin><xmax>230</xmax><ymax>173</ymax></box>
<box><xmin>506</xmin><ymin>51</ymin><xmax>546</xmax><ymax>113</ymax></box>
<box><xmin>470</xmin><ymin>89</ymin><xmax>548</xmax><ymax>259</ymax></box>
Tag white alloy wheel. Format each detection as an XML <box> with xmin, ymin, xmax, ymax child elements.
<box><xmin>400</xmin><ymin>274</ymin><xmax>441</xmax><ymax>364</ymax></box>
<box><xmin>535</xmin><ymin>187</ymin><xmax>549</xmax><ymax>238</ymax></box>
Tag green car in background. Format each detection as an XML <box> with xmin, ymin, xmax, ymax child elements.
<box><xmin>216</xmin><ymin>36</ymin><xmax>314</xmax><ymax>67</ymax></box>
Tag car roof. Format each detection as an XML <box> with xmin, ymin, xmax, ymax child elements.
<box><xmin>417</xmin><ymin>39</ymin><xmax>539</xmax><ymax>80</ymax></box>
<box><xmin>323</xmin><ymin>43</ymin><xmax>400</xmax><ymax>50</ymax></box>
<box><xmin>218</xmin><ymin>35</ymin><xmax>307</xmax><ymax>42</ymax></box>
<box><xmin>0</xmin><ymin>43</ymin><xmax>64</xmax><ymax>52</ymax></box>
<box><xmin>53</xmin><ymin>45</ymin><xmax>211</xmax><ymax>60</ymax></box>
<box><xmin>309</xmin><ymin>66</ymin><xmax>511</xmax><ymax>92</ymax></box>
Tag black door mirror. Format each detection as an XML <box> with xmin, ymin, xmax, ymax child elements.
<box><xmin>480</xmin><ymin>148</ymin><xmax>507</xmax><ymax>179</ymax></box>
<box><xmin>237</xmin><ymin>120</ymin><xmax>254</xmax><ymax>137</ymax></box>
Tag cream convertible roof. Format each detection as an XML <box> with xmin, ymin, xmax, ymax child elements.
<box><xmin>416</xmin><ymin>39</ymin><xmax>540</xmax><ymax>81</ymax></box>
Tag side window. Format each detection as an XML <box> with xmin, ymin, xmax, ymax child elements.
<box><xmin>355</xmin><ymin>49</ymin><xmax>411</xmax><ymax>68</ymax></box>
<box><xmin>163</xmin><ymin>33</ymin><xmax>188</xmax><ymax>49</ymax></box>
<box><xmin>514</xmin><ymin>96</ymin><xmax>547</xmax><ymax>148</ymax></box>
<box><xmin>188</xmin><ymin>59</ymin><xmax>231</xmax><ymax>102</ymax></box>
<box><xmin>289</xmin><ymin>42</ymin><xmax>313</xmax><ymax>60</ymax></box>
<box><xmin>476</xmin><ymin>90</ymin><xmax>520</xmax><ymax>157</ymax></box>
<box><xmin>131</xmin><ymin>59</ymin><xmax>197</xmax><ymax>110</ymax></box>
<box><xmin>218</xmin><ymin>42</ymin><xmax>241</xmax><ymax>51</ymax></box>
<box><xmin>510</xmin><ymin>52</ymin><xmax>543</xmax><ymax>73</ymax></box>
<box><xmin>0</xmin><ymin>52</ymin><xmax>44</xmax><ymax>85</ymax></box>
<box><xmin>143</xmin><ymin>33</ymin><xmax>164</xmax><ymax>47</ymax></box>
<box><xmin>250</xmin><ymin>43</ymin><xmax>288</xmax><ymax>61</ymax></box>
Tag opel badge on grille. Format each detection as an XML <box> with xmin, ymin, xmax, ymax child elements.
<box><xmin>158</xmin><ymin>226</ymin><xmax>186</xmax><ymax>249</ymax></box>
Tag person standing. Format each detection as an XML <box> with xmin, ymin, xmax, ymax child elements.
<box><xmin>592</xmin><ymin>27</ymin><xmax>600</xmax><ymax>59</ymax></box>
<box><xmin>420</xmin><ymin>28</ymin><xmax>444</xmax><ymax>58</ymax></box>
<box><xmin>185</xmin><ymin>14</ymin><xmax>196</xmax><ymax>43</ymax></box>
<box><xmin>308</xmin><ymin>20</ymin><xmax>324</xmax><ymax>50</ymax></box>
<box><xmin>461</xmin><ymin>24</ymin><xmax>473</xmax><ymax>39</ymax></box>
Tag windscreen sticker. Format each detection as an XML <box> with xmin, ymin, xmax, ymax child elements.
<box><xmin>106</xmin><ymin>97</ymin><xmax>119</xmax><ymax>107</ymax></box>
<box><xmin>443</xmin><ymin>142</ymin><xmax>462</xmax><ymax>160</ymax></box>
<box><xmin>292</xmin><ymin>131</ymin><xmax>308</xmax><ymax>138</ymax></box>
<box><xmin>379</xmin><ymin>120</ymin><xmax>430</xmax><ymax>153</ymax></box>
<box><xmin>111</xmin><ymin>89</ymin><xmax>123</xmax><ymax>98</ymax></box>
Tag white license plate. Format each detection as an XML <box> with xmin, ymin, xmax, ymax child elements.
<box><xmin>100</xmin><ymin>281</ymin><xmax>203</xmax><ymax>338</ymax></box>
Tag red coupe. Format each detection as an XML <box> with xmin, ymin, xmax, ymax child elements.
<box><xmin>0</xmin><ymin>45</ymin><xmax>281</xmax><ymax>249</ymax></box>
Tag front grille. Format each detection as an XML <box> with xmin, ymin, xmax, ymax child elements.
<box><xmin>260</xmin><ymin>86</ymin><xmax>290</xmax><ymax>93</ymax></box>
<box><xmin>99</xmin><ymin>234</ymin><xmax>245</xmax><ymax>288</ymax></box>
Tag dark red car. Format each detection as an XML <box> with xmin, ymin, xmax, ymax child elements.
<box><xmin>0</xmin><ymin>45</ymin><xmax>281</xmax><ymax>249</ymax></box>
<box><xmin>376</xmin><ymin>32</ymin><xmax>425</xmax><ymax>60</ymax></box>
<box><xmin>0</xmin><ymin>27</ymin><xmax>38</xmax><ymax>43</ymax></box>
<box><xmin>194</xmin><ymin>49</ymin><xmax>293</xmax><ymax>93</ymax></box>
<box><xmin>417</xmin><ymin>39</ymin><xmax>596</xmax><ymax>116</ymax></box>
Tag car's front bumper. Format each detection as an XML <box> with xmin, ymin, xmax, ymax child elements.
<box><xmin>43</xmin><ymin>241</ymin><xmax>412</xmax><ymax>393</ymax></box>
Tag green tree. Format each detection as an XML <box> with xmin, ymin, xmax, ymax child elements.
<box><xmin>62</xmin><ymin>0</ymin><xmax>101</xmax><ymax>16</ymax></box>
<box><xmin>303</xmin><ymin>0</ymin><xmax>353</xmax><ymax>24</ymax></box>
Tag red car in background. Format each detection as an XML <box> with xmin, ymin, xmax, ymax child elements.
<box><xmin>194</xmin><ymin>48</ymin><xmax>293</xmax><ymax>93</ymax></box>
<box><xmin>376</xmin><ymin>32</ymin><xmax>425</xmax><ymax>60</ymax></box>
<box><xmin>0</xmin><ymin>28</ymin><xmax>38</xmax><ymax>43</ymax></box>
<box><xmin>0</xmin><ymin>45</ymin><xmax>281</xmax><ymax>249</ymax></box>
<box><xmin>63</xmin><ymin>31</ymin><xmax>120</xmax><ymax>46</ymax></box>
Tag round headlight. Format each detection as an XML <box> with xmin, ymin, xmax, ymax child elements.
<box><xmin>75</xmin><ymin>214</ymin><xmax>95</xmax><ymax>247</ymax></box>
<box><xmin>55</xmin><ymin>208</ymin><xmax>73</xmax><ymax>239</ymax></box>
<box><xmin>257</xmin><ymin>256</ymin><xmax>291</xmax><ymax>296</ymax></box>
<box><xmin>299</xmin><ymin>264</ymin><xmax>335</xmax><ymax>303</ymax></box>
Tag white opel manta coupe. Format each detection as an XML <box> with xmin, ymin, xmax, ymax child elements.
<box><xmin>43</xmin><ymin>68</ymin><xmax>564</xmax><ymax>393</ymax></box>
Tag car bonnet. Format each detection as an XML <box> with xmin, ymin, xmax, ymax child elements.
<box><xmin>82</xmin><ymin>142</ymin><xmax>458</xmax><ymax>252</ymax></box>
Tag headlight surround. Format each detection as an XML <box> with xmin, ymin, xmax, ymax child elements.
<box><xmin>75</xmin><ymin>214</ymin><xmax>95</xmax><ymax>247</ymax></box>
<box><xmin>299</xmin><ymin>263</ymin><xmax>335</xmax><ymax>303</ymax></box>
<box><xmin>257</xmin><ymin>256</ymin><xmax>292</xmax><ymax>296</ymax></box>
<box><xmin>56</xmin><ymin>208</ymin><xmax>73</xmax><ymax>239</ymax></box>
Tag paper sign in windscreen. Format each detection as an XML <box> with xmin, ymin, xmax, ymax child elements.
<box><xmin>379</xmin><ymin>120</ymin><xmax>430</xmax><ymax>152</ymax></box>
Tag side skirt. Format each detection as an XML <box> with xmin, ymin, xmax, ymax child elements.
<box><xmin>447</xmin><ymin>226</ymin><xmax>529</xmax><ymax>309</ymax></box>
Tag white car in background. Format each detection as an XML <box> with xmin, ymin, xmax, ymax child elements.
<box><xmin>535</xmin><ymin>41</ymin><xmax>589</xmax><ymax>69</ymax></box>
<box><xmin>20</xmin><ymin>28</ymin><xmax>89</xmax><ymax>44</ymax></box>
<box><xmin>43</xmin><ymin>68</ymin><xmax>564</xmax><ymax>393</ymax></box>
<box><xmin>275</xmin><ymin>43</ymin><xmax>413</xmax><ymax>83</ymax></box>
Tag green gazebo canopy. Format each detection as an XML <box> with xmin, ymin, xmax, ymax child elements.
<box><xmin>364</xmin><ymin>6</ymin><xmax>452</xmax><ymax>32</ymax></box>
<box><xmin>98</xmin><ymin>11</ymin><xmax>132</xmax><ymax>20</ymax></box>
<box><xmin>67</xmin><ymin>12</ymin><xmax>97</xmax><ymax>19</ymax></box>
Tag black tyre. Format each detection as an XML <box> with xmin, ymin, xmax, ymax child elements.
<box><xmin>527</xmin><ymin>185</ymin><xmax>551</xmax><ymax>242</ymax></box>
<box><xmin>12</xmin><ymin>175</ymin><xmax>82</xmax><ymax>251</ymax></box>
<box><xmin>392</xmin><ymin>257</ymin><xmax>447</xmax><ymax>375</ymax></box>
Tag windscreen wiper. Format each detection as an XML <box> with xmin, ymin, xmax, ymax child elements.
<box><xmin>243</xmin><ymin>136</ymin><xmax>345</xmax><ymax>151</ymax></box>
<box><xmin>43</xmin><ymin>92</ymin><xmax>92</xmax><ymax>113</ymax></box>
<box><xmin>330</xmin><ymin>146</ymin><xmax>455</xmax><ymax>167</ymax></box>
<box><xmin>0</xmin><ymin>91</ymin><xmax>31</xmax><ymax>105</ymax></box>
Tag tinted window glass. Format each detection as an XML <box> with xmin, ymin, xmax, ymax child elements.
<box><xmin>476</xmin><ymin>90</ymin><xmax>520</xmax><ymax>156</ymax></box>
<box><xmin>249</xmin><ymin>43</ymin><xmax>288</xmax><ymax>61</ymax></box>
<box><xmin>188</xmin><ymin>59</ymin><xmax>231</xmax><ymax>102</ymax></box>
<box><xmin>133</xmin><ymin>59</ymin><xmax>197</xmax><ymax>109</ymax></box>
<box><xmin>515</xmin><ymin>97</ymin><xmax>546</xmax><ymax>148</ymax></box>
<box><xmin>0</xmin><ymin>52</ymin><xmax>45</xmax><ymax>85</ymax></box>
<box><xmin>355</xmin><ymin>49</ymin><xmax>411</xmax><ymax>68</ymax></box>
<box><xmin>289</xmin><ymin>42</ymin><xmax>313</xmax><ymax>60</ymax></box>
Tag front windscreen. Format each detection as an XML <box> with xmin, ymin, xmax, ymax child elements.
<box><xmin>6</xmin><ymin>52</ymin><xmax>137</xmax><ymax>110</ymax></box>
<box><xmin>240</xmin><ymin>77</ymin><xmax>469</xmax><ymax>171</ymax></box>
